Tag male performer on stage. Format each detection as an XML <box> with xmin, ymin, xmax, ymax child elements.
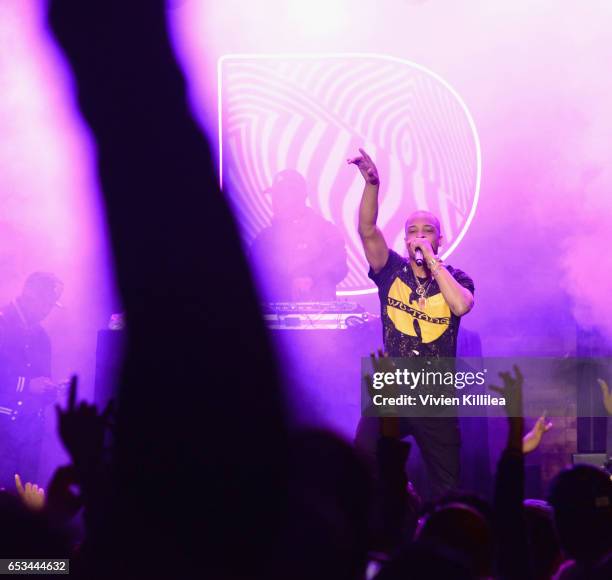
<box><xmin>348</xmin><ymin>148</ymin><xmax>474</xmax><ymax>498</ymax></box>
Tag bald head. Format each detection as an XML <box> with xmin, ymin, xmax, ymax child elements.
<box><xmin>404</xmin><ymin>210</ymin><xmax>443</xmax><ymax>258</ymax></box>
<box><xmin>404</xmin><ymin>211</ymin><xmax>441</xmax><ymax>237</ymax></box>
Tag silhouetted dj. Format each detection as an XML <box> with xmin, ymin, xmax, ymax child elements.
<box><xmin>250</xmin><ymin>170</ymin><xmax>348</xmax><ymax>302</ymax></box>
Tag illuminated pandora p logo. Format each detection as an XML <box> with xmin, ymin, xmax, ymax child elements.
<box><xmin>219</xmin><ymin>54</ymin><xmax>481</xmax><ymax>295</ymax></box>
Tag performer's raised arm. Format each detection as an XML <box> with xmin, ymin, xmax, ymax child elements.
<box><xmin>348</xmin><ymin>148</ymin><xmax>389</xmax><ymax>273</ymax></box>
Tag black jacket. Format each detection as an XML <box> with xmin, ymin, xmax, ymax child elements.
<box><xmin>0</xmin><ymin>302</ymin><xmax>51</xmax><ymax>418</ymax></box>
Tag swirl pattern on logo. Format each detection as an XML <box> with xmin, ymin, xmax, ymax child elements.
<box><xmin>219</xmin><ymin>54</ymin><xmax>481</xmax><ymax>295</ymax></box>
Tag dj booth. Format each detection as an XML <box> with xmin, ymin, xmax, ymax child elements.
<box><xmin>262</xmin><ymin>300</ymin><xmax>377</xmax><ymax>330</ymax></box>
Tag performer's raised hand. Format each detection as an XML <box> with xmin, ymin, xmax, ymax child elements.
<box><xmin>353</xmin><ymin>148</ymin><xmax>388</xmax><ymax>273</ymax></box>
<box><xmin>347</xmin><ymin>148</ymin><xmax>380</xmax><ymax>186</ymax></box>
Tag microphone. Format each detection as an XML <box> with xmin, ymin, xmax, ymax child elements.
<box><xmin>414</xmin><ymin>248</ymin><xmax>424</xmax><ymax>267</ymax></box>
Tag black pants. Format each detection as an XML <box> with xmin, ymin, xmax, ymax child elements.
<box><xmin>355</xmin><ymin>416</ymin><xmax>461</xmax><ymax>500</ymax></box>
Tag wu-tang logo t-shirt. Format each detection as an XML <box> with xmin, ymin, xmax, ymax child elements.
<box><xmin>369</xmin><ymin>250</ymin><xmax>474</xmax><ymax>358</ymax></box>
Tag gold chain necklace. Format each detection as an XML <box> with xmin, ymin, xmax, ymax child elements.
<box><xmin>415</xmin><ymin>275</ymin><xmax>434</xmax><ymax>310</ymax></box>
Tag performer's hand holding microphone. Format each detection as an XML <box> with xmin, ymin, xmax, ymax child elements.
<box><xmin>411</xmin><ymin>238</ymin><xmax>432</xmax><ymax>267</ymax></box>
<box><xmin>414</xmin><ymin>248</ymin><xmax>424</xmax><ymax>267</ymax></box>
<box><xmin>410</xmin><ymin>237</ymin><xmax>443</xmax><ymax>272</ymax></box>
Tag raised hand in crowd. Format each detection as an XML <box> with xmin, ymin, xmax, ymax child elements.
<box><xmin>490</xmin><ymin>364</ymin><xmax>524</xmax><ymax>417</ymax></box>
<box><xmin>490</xmin><ymin>368</ymin><xmax>553</xmax><ymax>454</ymax></box>
<box><xmin>14</xmin><ymin>467</ymin><xmax>82</xmax><ymax>524</ymax></box>
<box><xmin>523</xmin><ymin>413</ymin><xmax>553</xmax><ymax>454</ymax></box>
<box><xmin>55</xmin><ymin>376</ymin><xmax>113</xmax><ymax>472</ymax></box>
<box><xmin>14</xmin><ymin>473</ymin><xmax>45</xmax><ymax>511</ymax></box>
<box><xmin>490</xmin><ymin>365</ymin><xmax>535</xmax><ymax>578</ymax></box>
<box><xmin>598</xmin><ymin>378</ymin><xmax>612</xmax><ymax>415</ymax></box>
<box><xmin>363</xmin><ymin>350</ymin><xmax>420</xmax><ymax>552</ymax></box>
<box><xmin>366</xmin><ymin>349</ymin><xmax>400</xmax><ymax>439</ymax></box>
<box><xmin>490</xmin><ymin>364</ymin><xmax>525</xmax><ymax>451</ymax></box>
<box><xmin>45</xmin><ymin>465</ymin><xmax>83</xmax><ymax>523</ymax></box>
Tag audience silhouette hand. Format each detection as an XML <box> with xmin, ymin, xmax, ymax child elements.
<box><xmin>490</xmin><ymin>365</ymin><xmax>524</xmax><ymax>418</ymax></box>
<box><xmin>46</xmin><ymin>465</ymin><xmax>83</xmax><ymax>522</ymax></box>
<box><xmin>490</xmin><ymin>365</ymin><xmax>525</xmax><ymax>450</ymax></box>
<box><xmin>366</xmin><ymin>349</ymin><xmax>401</xmax><ymax>438</ymax></box>
<box><xmin>14</xmin><ymin>473</ymin><xmax>45</xmax><ymax>511</ymax></box>
<box><xmin>522</xmin><ymin>414</ymin><xmax>553</xmax><ymax>454</ymax></box>
<box><xmin>55</xmin><ymin>376</ymin><xmax>113</xmax><ymax>470</ymax></box>
<box><xmin>598</xmin><ymin>378</ymin><xmax>612</xmax><ymax>415</ymax></box>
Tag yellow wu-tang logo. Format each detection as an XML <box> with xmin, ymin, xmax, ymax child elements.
<box><xmin>386</xmin><ymin>277</ymin><xmax>451</xmax><ymax>343</ymax></box>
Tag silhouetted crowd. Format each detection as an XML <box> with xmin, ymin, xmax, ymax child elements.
<box><xmin>2</xmin><ymin>371</ymin><xmax>612</xmax><ymax>579</ymax></box>
<box><xmin>0</xmin><ymin>1</ymin><xmax>610</xmax><ymax>578</ymax></box>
